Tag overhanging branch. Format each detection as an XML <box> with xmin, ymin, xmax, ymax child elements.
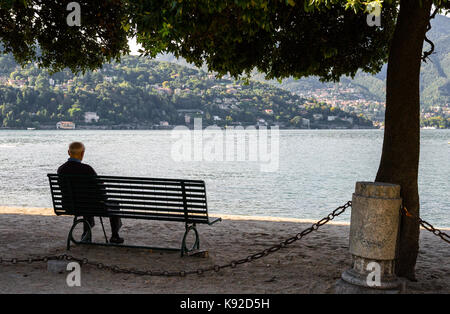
<box><xmin>422</xmin><ymin>7</ymin><xmax>439</xmax><ymax>62</ymax></box>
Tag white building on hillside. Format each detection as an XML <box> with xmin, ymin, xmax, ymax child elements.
<box><xmin>84</xmin><ymin>112</ymin><xmax>100</xmax><ymax>123</ymax></box>
<box><xmin>327</xmin><ymin>115</ymin><xmax>337</xmax><ymax>121</ymax></box>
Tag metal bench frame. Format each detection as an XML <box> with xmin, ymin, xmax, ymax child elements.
<box><xmin>47</xmin><ymin>174</ymin><xmax>221</xmax><ymax>256</ymax></box>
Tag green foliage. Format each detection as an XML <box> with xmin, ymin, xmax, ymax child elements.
<box><xmin>0</xmin><ymin>0</ymin><xmax>130</xmax><ymax>73</ymax></box>
<box><xmin>0</xmin><ymin>55</ymin><xmax>373</xmax><ymax>128</ymax></box>
<box><xmin>131</xmin><ymin>0</ymin><xmax>398</xmax><ymax>81</ymax></box>
<box><xmin>421</xmin><ymin>116</ymin><xmax>450</xmax><ymax>128</ymax></box>
<box><xmin>0</xmin><ymin>1</ymin><xmax>448</xmax><ymax>81</ymax></box>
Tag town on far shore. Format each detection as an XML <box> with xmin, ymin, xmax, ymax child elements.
<box><xmin>1</xmin><ymin>55</ymin><xmax>449</xmax><ymax>131</ymax></box>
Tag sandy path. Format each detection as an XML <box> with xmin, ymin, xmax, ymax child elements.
<box><xmin>0</xmin><ymin>206</ymin><xmax>448</xmax><ymax>293</ymax></box>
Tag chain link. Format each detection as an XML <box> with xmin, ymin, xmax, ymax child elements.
<box><xmin>419</xmin><ymin>219</ymin><xmax>450</xmax><ymax>243</ymax></box>
<box><xmin>2</xmin><ymin>201</ymin><xmax>352</xmax><ymax>276</ymax></box>
<box><xmin>402</xmin><ymin>207</ymin><xmax>450</xmax><ymax>244</ymax></box>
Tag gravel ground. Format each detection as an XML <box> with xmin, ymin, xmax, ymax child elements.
<box><xmin>0</xmin><ymin>206</ymin><xmax>448</xmax><ymax>294</ymax></box>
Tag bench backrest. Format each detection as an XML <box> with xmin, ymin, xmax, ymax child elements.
<box><xmin>47</xmin><ymin>174</ymin><xmax>210</xmax><ymax>224</ymax></box>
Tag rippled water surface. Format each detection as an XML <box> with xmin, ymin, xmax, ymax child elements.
<box><xmin>0</xmin><ymin>129</ymin><xmax>448</xmax><ymax>226</ymax></box>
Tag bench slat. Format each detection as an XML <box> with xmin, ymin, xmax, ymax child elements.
<box><xmin>49</xmin><ymin>184</ymin><xmax>206</xmax><ymax>194</ymax></box>
<box><xmin>53</xmin><ymin>202</ymin><xmax>207</xmax><ymax>213</ymax></box>
<box><xmin>52</xmin><ymin>184</ymin><xmax>205</xmax><ymax>193</ymax></box>
<box><xmin>95</xmin><ymin>178</ymin><xmax>205</xmax><ymax>187</ymax></box>
<box><xmin>48</xmin><ymin>175</ymin><xmax>205</xmax><ymax>185</ymax></box>
<box><xmin>97</xmin><ymin>175</ymin><xmax>205</xmax><ymax>184</ymax></box>
<box><xmin>50</xmin><ymin>189</ymin><xmax>200</xmax><ymax>198</ymax></box>
<box><xmin>49</xmin><ymin>182</ymin><xmax>205</xmax><ymax>192</ymax></box>
<box><xmin>53</xmin><ymin>206</ymin><xmax>208</xmax><ymax>222</ymax></box>
<box><xmin>52</xmin><ymin>198</ymin><xmax>207</xmax><ymax>209</ymax></box>
<box><xmin>59</xmin><ymin>208</ymin><xmax>208</xmax><ymax>220</ymax></box>
<box><xmin>52</xmin><ymin>194</ymin><xmax>206</xmax><ymax>204</ymax></box>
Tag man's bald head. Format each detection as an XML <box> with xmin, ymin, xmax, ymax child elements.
<box><xmin>68</xmin><ymin>142</ymin><xmax>85</xmax><ymax>160</ymax></box>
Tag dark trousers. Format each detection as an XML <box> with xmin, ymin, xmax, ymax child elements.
<box><xmin>83</xmin><ymin>200</ymin><xmax>122</xmax><ymax>236</ymax></box>
<box><xmin>83</xmin><ymin>216</ymin><xmax>122</xmax><ymax>236</ymax></box>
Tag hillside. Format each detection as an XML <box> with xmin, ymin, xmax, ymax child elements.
<box><xmin>0</xmin><ymin>55</ymin><xmax>373</xmax><ymax>129</ymax></box>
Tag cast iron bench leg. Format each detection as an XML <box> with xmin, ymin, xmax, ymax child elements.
<box><xmin>67</xmin><ymin>217</ymin><xmax>92</xmax><ymax>251</ymax></box>
<box><xmin>181</xmin><ymin>223</ymin><xmax>200</xmax><ymax>256</ymax></box>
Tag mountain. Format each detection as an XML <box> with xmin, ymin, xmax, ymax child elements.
<box><xmin>0</xmin><ymin>55</ymin><xmax>373</xmax><ymax>129</ymax></box>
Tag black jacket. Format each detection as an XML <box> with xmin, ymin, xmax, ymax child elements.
<box><xmin>57</xmin><ymin>160</ymin><xmax>97</xmax><ymax>176</ymax></box>
<box><xmin>57</xmin><ymin>160</ymin><xmax>105</xmax><ymax>214</ymax></box>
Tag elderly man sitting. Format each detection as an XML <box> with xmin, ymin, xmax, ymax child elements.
<box><xmin>57</xmin><ymin>141</ymin><xmax>124</xmax><ymax>244</ymax></box>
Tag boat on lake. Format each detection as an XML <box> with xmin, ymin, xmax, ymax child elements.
<box><xmin>56</xmin><ymin>121</ymin><xmax>75</xmax><ymax>130</ymax></box>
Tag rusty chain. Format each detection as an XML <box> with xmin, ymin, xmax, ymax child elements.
<box><xmin>403</xmin><ymin>207</ymin><xmax>450</xmax><ymax>244</ymax></box>
<box><xmin>1</xmin><ymin>201</ymin><xmax>448</xmax><ymax>277</ymax></box>
<box><xmin>0</xmin><ymin>201</ymin><xmax>351</xmax><ymax>277</ymax></box>
<box><xmin>420</xmin><ymin>219</ymin><xmax>450</xmax><ymax>244</ymax></box>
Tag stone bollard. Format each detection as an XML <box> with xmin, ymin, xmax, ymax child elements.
<box><xmin>335</xmin><ymin>182</ymin><xmax>404</xmax><ymax>293</ymax></box>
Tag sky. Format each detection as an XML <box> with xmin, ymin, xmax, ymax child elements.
<box><xmin>128</xmin><ymin>37</ymin><xmax>141</xmax><ymax>56</ymax></box>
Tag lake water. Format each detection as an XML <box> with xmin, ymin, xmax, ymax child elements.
<box><xmin>0</xmin><ymin>129</ymin><xmax>448</xmax><ymax>226</ymax></box>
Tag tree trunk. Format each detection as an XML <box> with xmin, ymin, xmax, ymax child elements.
<box><xmin>375</xmin><ymin>0</ymin><xmax>432</xmax><ymax>280</ymax></box>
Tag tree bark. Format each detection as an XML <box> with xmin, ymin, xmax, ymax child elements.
<box><xmin>375</xmin><ymin>0</ymin><xmax>432</xmax><ymax>280</ymax></box>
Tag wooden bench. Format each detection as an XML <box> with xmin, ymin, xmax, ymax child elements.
<box><xmin>47</xmin><ymin>174</ymin><xmax>221</xmax><ymax>255</ymax></box>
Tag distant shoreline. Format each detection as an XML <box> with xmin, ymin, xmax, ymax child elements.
<box><xmin>0</xmin><ymin>125</ymin><xmax>380</xmax><ymax>131</ymax></box>
<box><xmin>1</xmin><ymin>126</ymin><xmax>449</xmax><ymax>131</ymax></box>
<box><xmin>2</xmin><ymin>128</ymin><xmax>450</xmax><ymax>131</ymax></box>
